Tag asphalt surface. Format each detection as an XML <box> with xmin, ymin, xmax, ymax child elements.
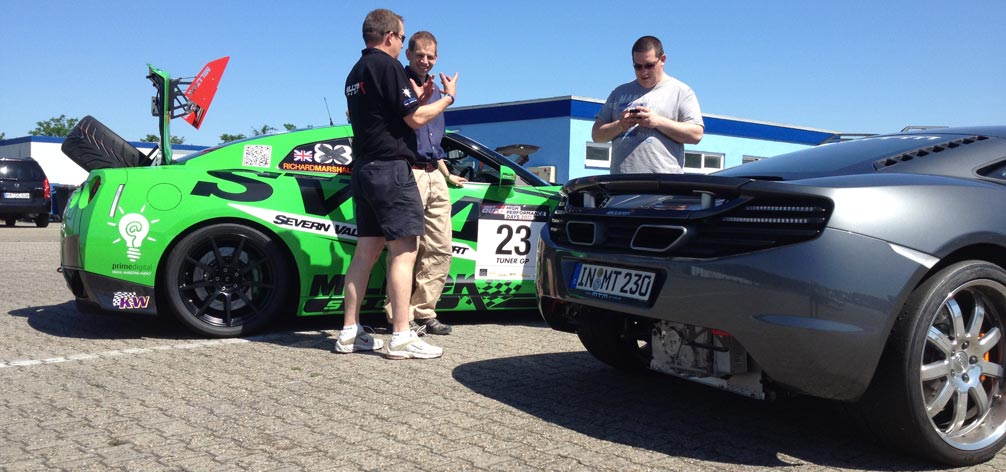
<box><xmin>2</xmin><ymin>224</ymin><xmax>1005</xmax><ymax>471</ymax></box>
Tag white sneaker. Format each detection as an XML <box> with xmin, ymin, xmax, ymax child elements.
<box><xmin>386</xmin><ymin>333</ymin><xmax>443</xmax><ymax>360</ymax></box>
<box><xmin>334</xmin><ymin>326</ymin><xmax>384</xmax><ymax>353</ymax></box>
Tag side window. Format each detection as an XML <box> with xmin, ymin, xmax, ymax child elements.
<box><xmin>684</xmin><ymin>151</ymin><xmax>725</xmax><ymax>174</ymax></box>
<box><xmin>443</xmin><ymin>145</ymin><xmax>482</xmax><ymax>181</ymax></box>
<box><xmin>442</xmin><ymin>139</ymin><xmax>532</xmax><ymax>185</ymax></box>
<box><xmin>585</xmin><ymin>142</ymin><xmax>611</xmax><ymax>169</ymax></box>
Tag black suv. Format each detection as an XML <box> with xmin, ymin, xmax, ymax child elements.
<box><xmin>0</xmin><ymin>157</ymin><xmax>51</xmax><ymax>227</ymax></box>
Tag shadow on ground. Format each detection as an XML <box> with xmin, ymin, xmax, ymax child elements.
<box><xmin>248</xmin><ymin>309</ymin><xmax>549</xmax><ymax>352</ymax></box>
<box><xmin>9</xmin><ymin>301</ymin><xmax>196</xmax><ymax>340</ymax></box>
<box><xmin>452</xmin><ymin>351</ymin><xmax>940</xmax><ymax>471</ymax></box>
<box><xmin>9</xmin><ymin>301</ymin><xmax>545</xmax><ymax>343</ymax></box>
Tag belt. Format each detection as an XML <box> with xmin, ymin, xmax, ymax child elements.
<box><xmin>410</xmin><ymin>162</ymin><xmax>437</xmax><ymax>172</ymax></box>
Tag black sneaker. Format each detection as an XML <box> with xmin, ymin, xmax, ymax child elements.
<box><xmin>416</xmin><ymin>318</ymin><xmax>452</xmax><ymax>335</ymax></box>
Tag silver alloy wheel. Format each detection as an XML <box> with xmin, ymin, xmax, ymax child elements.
<box><xmin>921</xmin><ymin>279</ymin><xmax>1006</xmax><ymax>450</ymax></box>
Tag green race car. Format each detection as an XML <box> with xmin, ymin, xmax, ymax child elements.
<box><xmin>59</xmin><ymin>58</ymin><xmax>561</xmax><ymax>337</ymax></box>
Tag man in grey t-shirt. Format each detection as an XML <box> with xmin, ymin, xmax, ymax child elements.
<box><xmin>593</xmin><ymin>35</ymin><xmax>704</xmax><ymax>174</ymax></box>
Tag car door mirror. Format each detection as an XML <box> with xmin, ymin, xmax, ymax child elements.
<box><xmin>497</xmin><ymin>166</ymin><xmax>516</xmax><ymax>187</ymax></box>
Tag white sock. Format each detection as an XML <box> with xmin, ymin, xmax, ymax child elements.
<box><xmin>339</xmin><ymin>324</ymin><xmax>359</xmax><ymax>340</ymax></box>
<box><xmin>391</xmin><ymin>330</ymin><xmax>414</xmax><ymax>345</ymax></box>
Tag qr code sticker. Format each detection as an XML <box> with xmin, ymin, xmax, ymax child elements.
<box><xmin>243</xmin><ymin>145</ymin><xmax>272</xmax><ymax>168</ymax></box>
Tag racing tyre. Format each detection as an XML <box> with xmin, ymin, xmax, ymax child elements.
<box><xmin>163</xmin><ymin>224</ymin><xmax>292</xmax><ymax>338</ymax></box>
<box><xmin>576</xmin><ymin>308</ymin><xmax>651</xmax><ymax>372</ymax></box>
<box><xmin>61</xmin><ymin>115</ymin><xmax>149</xmax><ymax>172</ymax></box>
<box><xmin>35</xmin><ymin>213</ymin><xmax>49</xmax><ymax>228</ymax></box>
<box><xmin>856</xmin><ymin>261</ymin><xmax>1006</xmax><ymax>465</ymax></box>
<box><xmin>4</xmin><ymin>218</ymin><xmax>15</xmax><ymax>227</ymax></box>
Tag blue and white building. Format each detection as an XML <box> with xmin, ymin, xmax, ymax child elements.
<box><xmin>1</xmin><ymin>95</ymin><xmax>844</xmax><ymax>188</ymax></box>
<box><xmin>444</xmin><ymin>96</ymin><xmax>841</xmax><ymax>183</ymax></box>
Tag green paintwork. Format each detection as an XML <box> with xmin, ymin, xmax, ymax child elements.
<box><xmin>61</xmin><ymin>124</ymin><xmax>561</xmax><ymax>322</ymax></box>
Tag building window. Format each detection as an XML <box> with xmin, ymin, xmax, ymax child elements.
<box><xmin>684</xmin><ymin>151</ymin><xmax>724</xmax><ymax>174</ymax></box>
<box><xmin>742</xmin><ymin>155</ymin><xmax>765</xmax><ymax>164</ymax></box>
<box><xmin>585</xmin><ymin>142</ymin><xmax>611</xmax><ymax>168</ymax></box>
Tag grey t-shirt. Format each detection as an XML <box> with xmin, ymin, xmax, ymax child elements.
<box><xmin>596</xmin><ymin>76</ymin><xmax>704</xmax><ymax>174</ymax></box>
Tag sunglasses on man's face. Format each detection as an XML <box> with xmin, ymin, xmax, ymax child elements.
<box><xmin>633</xmin><ymin>61</ymin><xmax>660</xmax><ymax>71</ymax></box>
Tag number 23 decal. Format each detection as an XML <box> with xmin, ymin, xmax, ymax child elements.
<box><xmin>496</xmin><ymin>224</ymin><xmax>531</xmax><ymax>256</ymax></box>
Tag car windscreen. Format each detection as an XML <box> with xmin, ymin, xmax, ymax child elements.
<box><xmin>716</xmin><ymin>134</ymin><xmax>977</xmax><ymax>180</ymax></box>
<box><xmin>0</xmin><ymin>161</ymin><xmax>45</xmax><ymax>180</ymax></box>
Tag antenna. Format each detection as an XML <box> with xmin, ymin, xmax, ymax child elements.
<box><xmin>324</xmin><ymin>97</ymin><xmax>334</xmax><ymax>126</ymax></box>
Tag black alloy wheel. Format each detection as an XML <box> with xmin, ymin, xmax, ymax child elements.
<box><xmin>163</xmin><ymin>224</ymin><xmax>292</xmax><ymax>337</ymax></box>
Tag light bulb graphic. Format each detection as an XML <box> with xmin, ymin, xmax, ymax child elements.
<box><xmin>118</xmin><ymin>213</ymin><xmax>150</xmax><ymax>262</ymax></box>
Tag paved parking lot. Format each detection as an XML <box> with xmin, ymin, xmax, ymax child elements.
<box><xmin>2</xmin><ymin>225</ymin><xmax>1004</xmax><ymax>471</ymax></box>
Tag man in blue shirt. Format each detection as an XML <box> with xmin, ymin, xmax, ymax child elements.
<box><xmin>385</xmin><ymin>31</ymin><xmax>465</xmax><ymax>336</ymax></box>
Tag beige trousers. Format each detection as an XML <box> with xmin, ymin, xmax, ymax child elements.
<box><xmin>384</xmin><ymin>167</ymin><xmax>453</xmax><ymax>321</ymax></box>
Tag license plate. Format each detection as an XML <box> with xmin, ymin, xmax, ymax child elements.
<box><xmin>570</xmin><ymin>263</ymin><xmax>655</xmax><ymax>301</ymax></box>
<box><xmin>3</xmin><ymin>192</ymin><xmax>29</xmax><ymax>199</ymax></box>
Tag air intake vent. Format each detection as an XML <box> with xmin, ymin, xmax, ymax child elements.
<box><xmin>631</xmin><ymin>225</ymin><xmax>686</xmax><ymax>252</ymax></box>
<box><xmin>566</xmin><ymin>221</ymin><xmax>601</xmax><ymax>246</ymax></box>
<box><xmin>873</xmin><ymin>135</ymin><xmax>989</xmax><ymax>170</ymax></box>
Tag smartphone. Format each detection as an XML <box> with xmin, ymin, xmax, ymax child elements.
<box><xmin>629</xmin><ymin>109</ymin><xmax>641</xmax><ymax>114</ymax></box>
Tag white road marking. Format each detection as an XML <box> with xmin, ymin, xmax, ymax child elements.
<box><xmin>0</xmin><ymin>330</ymin><xmax>339</xmax><ymax>369</ymax></box>
<box><xmin>0</xmin><ymin>338</ymin><xmax>249</xmax><ymax>368</ymax></box>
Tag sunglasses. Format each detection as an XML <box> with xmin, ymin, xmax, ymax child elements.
<box><xmin>633</xmin><ymin>61</ymin><xmax>660</xmax><ymax>71</ymax></box>
<box><xmin>388</xmin><ymin>31</ymin><xmax>406</xmax><ymax>43</ymax></box>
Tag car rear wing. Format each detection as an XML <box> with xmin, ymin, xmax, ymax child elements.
<box><xmin>148</xmin><ymin>56</ymin><xmax>229</xmax><ymax>164</ymax></box>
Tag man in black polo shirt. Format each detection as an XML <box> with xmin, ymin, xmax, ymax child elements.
<box><xmin>338</xmin><ymin>8</ymin><xmax>458</xmax><ymax>360</ymax></box>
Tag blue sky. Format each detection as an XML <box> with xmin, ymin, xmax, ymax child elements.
<box><xmin>2</xmin><ymin>0</ymin><xmax>1004</xmax><ymax>145</ymax></box>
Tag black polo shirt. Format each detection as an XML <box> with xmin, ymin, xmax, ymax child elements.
<box><xmin>345</xmin><ymin>48</ymin><xmax>421</xmax><ymax>164</ymax></box>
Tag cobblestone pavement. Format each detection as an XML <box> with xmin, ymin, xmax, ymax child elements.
<box><xmin>2</xmin><ymin>226</ymin><xmax>1005</xmax><ymax>471</ymax></box>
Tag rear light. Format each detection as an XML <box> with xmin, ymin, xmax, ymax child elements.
<box><xmin>43</xmin><ymin>178</ymin><xmax>51</xmax><ymax>199</ymax></box>
<box><xmin>88</xmin><ymin>176</ymin><xmax>101</xmax><ymax>203</ymax></box>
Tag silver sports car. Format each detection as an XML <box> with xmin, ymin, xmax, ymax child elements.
<box><xmin>536</xmin><ymin>126</ymin><xmax>1006</xmax><ymax>465</ymax></box>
